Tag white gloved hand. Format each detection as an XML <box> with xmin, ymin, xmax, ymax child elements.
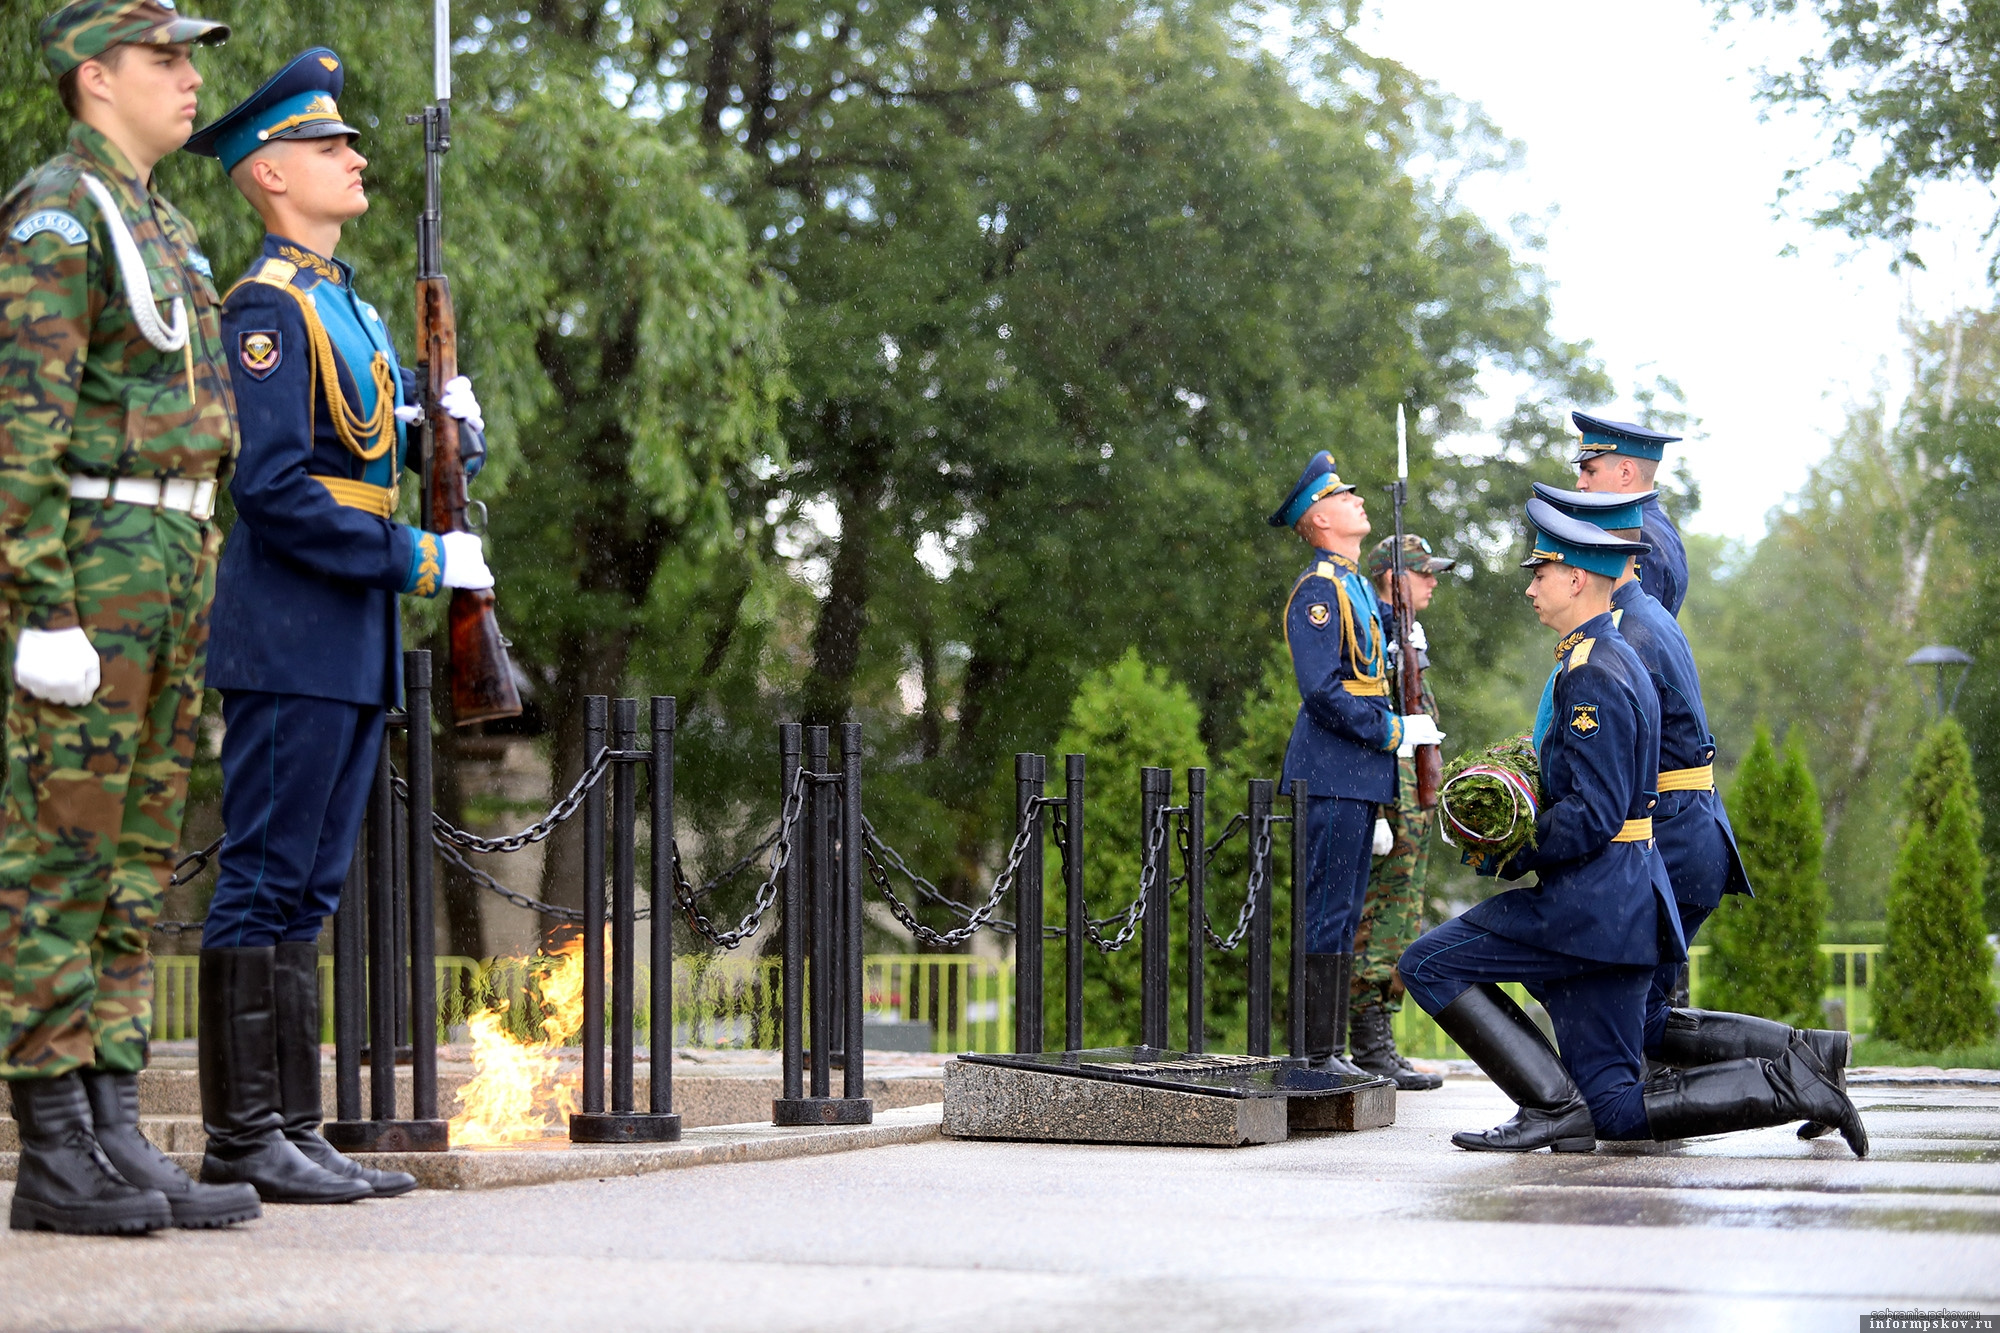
<box><xmin>439</xmin><ymin>530</ymin><xmax>495</xmax><ymax>590</ymax></box>
<box><xmin>1396</xmin><ymin>712</ymin><xmax>1444</xmax><ymax>757</ymax></box>
<box><xmin>438</xmin><ymin>375</ymin><xmax>484</xmax><ymax>433</ymax></box>
<box><xmin>1372</xmin><ymin>816</ymin><xmax>1394</xmax><ymax>856</ymax></box>
<box><xmin>394</xmin><ymin>403</ymin><xmax>425</xmax><ymax>425</ymax></box>
<box><xmin>1408</xmin><ymin>619</ymin><xmax>1428</xmax><ymax>652</ymax></box>
<box><xmin>15</xmin><ymin>626</ymin><xmax>101</xmax><ymax>707</ymax></box>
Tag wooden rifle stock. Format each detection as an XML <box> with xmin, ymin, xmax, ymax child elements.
<box><xmin>1392</xmin><ymin>589</ymin><xmax>1441</xmax><ymax>809</ymax></box>
<box><xmin>417</xmin><ymin>274</ymin><xmax>521</xmax><ymax>725</ymax></box>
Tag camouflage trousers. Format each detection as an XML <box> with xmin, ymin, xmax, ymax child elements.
<box><xmin>1351</xmin><ymin>752</ymin><xmax>1434</xmax><ymax>1012</ymax></box>
<box><xmin>0</xmin><ymin>502</ymin><xmax>215</xmax><ymax>1079</ymax></box>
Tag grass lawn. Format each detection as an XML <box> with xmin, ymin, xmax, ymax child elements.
<box><xmin>1852</xmin><ymin>1035</ymin><xmax>2000</xmax><ymax>1069</ymax></box>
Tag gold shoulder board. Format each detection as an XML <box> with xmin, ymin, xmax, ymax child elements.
<box><xmin>1567</xmin><ymin>638</ymin><xmax>1595</xmax><ymax>669</ymax></box>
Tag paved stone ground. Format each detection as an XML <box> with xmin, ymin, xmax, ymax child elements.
<box><xmin>3</xmin><ymin>1078</ymin><xmax>1996</xmax><ymax>1332</ymax></box>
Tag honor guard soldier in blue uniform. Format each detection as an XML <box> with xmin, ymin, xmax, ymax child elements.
<box><xmin>1533</xmin><ymin>483</ymin><xmax>1853</xmax><ymax>1140</ymax></box>
<box><xmin>1401</xmin><ymin>502</ymin><xmax>1866</xmax><ymax>1155</ymax></box>
<box><xmin>181</xmin><ymin>49</ymin><xmax>494</xmax><ymax>1204</ymax></box>
<box><xmin>1570</xmin><ymin>410</ymin><xmax>1688</xmax><ymax>617</ymax></box>
<box><xmin>1270</xmin><ymin>452</ymin><xmax>1441</xmax><ymax>1075</ymax></box>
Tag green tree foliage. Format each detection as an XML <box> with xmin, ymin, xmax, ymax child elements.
<box><xmin>1703</xmin><ymin>725</ymin><xmax>1829</xmax><ymax>1023</ymax></box>
<box><xmin>1042</xmin><ymin>649</ymin><xmax>1207</xmax><ymax>1047</ymax></box>
<box><xmin>1876</xmin><ymin>718</ymin><xmax>1999</xmax><ymax>1047</ymax></box>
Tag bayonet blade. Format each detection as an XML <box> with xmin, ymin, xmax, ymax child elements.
<box><xmin>435</xmin><ymin>0</ymin><xmax>451</xmax><ymax>102</ymax></box>
<box><xmin>1396</xmin><ymin>402</ymin><xmax>1408</xmax><ymax>482</ymax></box>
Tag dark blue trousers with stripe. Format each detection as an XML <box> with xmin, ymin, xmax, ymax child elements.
<box><xmin>1400</xmin><ymin>917</ymin><xmax>1654</xmax><ymax>1140</ymax></box>
<box><xmin>202</xmin><ymin>690</ymin><xmax>384</xmax><ymax>948</ymax></box>
<box><xmin>1301</xmin><ymin>794</ymin><xmax>1376</xmax><ymax>954</ymax></box>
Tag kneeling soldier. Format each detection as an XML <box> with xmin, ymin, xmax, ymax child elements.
<box><xmin>1400</xmin><ymin>501</ymin><xmax>1865</xmax><ymax>1156</ymax></box>
<box><xmin>1</xmin><ymin>1</ymin><xmax>258</xmax><ymax>1234</ymax></box>
<box><xmin>181</xmin><ymin>49</ymin><xmax>493</xmax><ymax>1203</ymax></box>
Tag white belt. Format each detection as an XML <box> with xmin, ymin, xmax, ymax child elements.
<box><xmin>69</xmin><ymin>475</ymin><xmax>217</xmax><ymax>521</ymax></box>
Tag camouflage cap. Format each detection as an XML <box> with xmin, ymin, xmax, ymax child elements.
<box><xmin>1367</xmin><ymin>533</ymin><xmax>1456</xmax><ymax>579</ymax></box>
<box><xmin>40</xmin><ymin>0</ymin><xmax>228</xmax><ymax>79</ymax></box>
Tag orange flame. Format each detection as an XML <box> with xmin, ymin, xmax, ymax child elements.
<box><xmin>449</xmin><ymin>932</ymin><xmax>591</xmax><ymax>1148</ymax></box>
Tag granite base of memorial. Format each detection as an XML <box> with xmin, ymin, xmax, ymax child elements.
<box><xmin>941</xmin><ymin>1047</ymin><xmax>1394</xmax><ymax>1148</ymax></box>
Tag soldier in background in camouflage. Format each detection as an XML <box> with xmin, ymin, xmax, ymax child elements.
<box><xmin>1348</xmin><ymin>534</ymin><xmax>1455</xmax><ymax>1091</ymax></box>
<box><xmin>0</xmin><ymin>0</ymin><xmax>257</xmax><ymax>1233</ymax></box>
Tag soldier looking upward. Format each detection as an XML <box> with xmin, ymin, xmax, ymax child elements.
<box><xmin>0</xmin><ymin>0</ymin><xmax>259</xmax><ymax>1234</ymax></box>
<box><xmin>1269</xmin><ymin>452</ymin><xmax>1441</xmax><ymax>1075</ymax></box>
<box><xmin>1570</xmin><ymin>410</ymin><xmax>1688</xmax><ymax>618</ymax></box>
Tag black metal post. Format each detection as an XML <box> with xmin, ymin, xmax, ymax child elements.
<box><xmin>572</xmin><ymin>699</ymin><xmax>679</xmax><ymax>1144</ymax></box>
<box><xmin>1013</xmin><ymin>752</ymin><xmax>1045</xmax><ymax>1055</ymax></box>
<box><xmin>325</xmin><ymin>683</ymin><xmax>446</xmax><ymax>1152</ymax></box>
<box><xmin>1289</xmin><ymin>778</ymin><xmax>1309</xmax><ymax>1060</ymax></box>
<box><xmin>777</xmin><ymin>724</ymin><xmax>805</xmax><ymax>1110</ymax></box>
<box><xmin>1064</xmin><ymin>753</ymin><xmax>1085</xmax><ymax>1051</ymax></box>
<box><xmin>332</xmin><ymin>833</ymin><xmax>365</xmax><ymax>1123</ymax></box>
<box><xmin>579</xmin><ymin>696</ymin><xmax>607</xmax><ymax>1118</ymax></box>
<box><xmin>649</xmin><ymin>697</ymin><xmax>680</xmax><ymax>1129</ymax></box>
<box><xmin>1140</xmin><ymin>766</ymin><xmax>1171</xmax><ymax>1050</ymax></box>
<box><xmin>839</xmin><ymin>724</ymin><xmax>871</xmax><ymax>1115</ymax></box>
<box><xmin>806</xmin><ymin>727</ymin><xmax>832</xmax><ymax>1099</ymax></box>
<box><xmin>1246</xmin><ymin>780</ymin><xmax>1273</xmax><ymax>1058</ymax></box>
<box><xmin>1185</xmin><ymin>766</ymin><xmax>1206</xmax><ymax>1054</ymax></box>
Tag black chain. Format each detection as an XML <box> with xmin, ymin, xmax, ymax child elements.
<box><xmin>862</xmin><ymin>795</ymin><xmax>1042</xmax><ymax>949</ymax></box>
<box><xmin>1200</xmin><ymin>814</ymin><xmax>1269</xmax><ymax>952</ymax></box>
<box><xmin>1079</xmin><ymin>802</ymin><xmax>1170</xmax><ymax>953</ymax></box>
<box><xmin>402</xmin><ymin>748</ymin><xmax>618</xmax><ymax>855</ymax></box>
<box><xmin>668</xmin><ymin>769</ymin><xmax>808</xmax><ymax>949</ymax></box>
<box><xmin>168</xmin><ymin>837</ymin><xmax>224</xmax><ymax>887</ymax></box>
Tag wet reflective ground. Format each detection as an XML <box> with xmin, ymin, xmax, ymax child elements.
<box><xmin>2</xmin><ymin>1078</ymin><xmax>1995</xmax><ymax>1331</ymax></box>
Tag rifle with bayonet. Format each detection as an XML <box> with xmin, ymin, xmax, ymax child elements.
<box><xmin>411</xmin><ymin>0</ymin><xmax>521</xmax><ymax>725</ymax></box>
<box><xmin>1390</xmin><ymin>403</ymin><xmax>1440</xmax><ymax>809</ymax></box>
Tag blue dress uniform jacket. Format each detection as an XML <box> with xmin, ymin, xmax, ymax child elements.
<box><xmin>1610</xmin><ymin>581</ymin><xmax>1750</xmax><ymax>913</ymax></box>
<box><xmin>1467</xmin><ymin>613</ymin><xmax>1685</xmax><ymax>968</ymax></box>
<box><xmin>208</xmin><ymin>235</ymin><xmax>442</xmax><ymax>708</ymax></box>
<box><xmin>1637</xmin><ymin>495</ymin><xmax>1687</xmax><ymax>618</ymax></box>
<box><xmin>1281</xmin><ymin>549</ymin><xmax>1401</xmax><ymax>804</ymax></box>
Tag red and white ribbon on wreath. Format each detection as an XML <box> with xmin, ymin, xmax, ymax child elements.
<box><xmin>1438</xmin><ymin>764</ymin><xmax>1540</xmax><ymax>847</ymax></box>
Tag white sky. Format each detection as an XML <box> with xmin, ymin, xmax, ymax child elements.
<box><xmin>1347</xmin><ymin>0</ymin><xmax>2000</xmax><ymax>542</ymax></box>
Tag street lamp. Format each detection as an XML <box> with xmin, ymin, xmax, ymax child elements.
<box><xmin>1905</xmin><ymin>644</ymin><xmax>1974</xmax><ymax>720</ymax></box>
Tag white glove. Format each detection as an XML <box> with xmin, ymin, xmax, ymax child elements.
<box><xmin>394</xmin><ymin>403</ymin><xmax>425</xmax><ymax>425</ymax></box>
<box><xmin>1408</xmin><ymin>619</ymin><xmax>1428</xmax><ymax>652</ymax></box>
<box><xmin>1396</xmin><ymin>712</ymin><xmax>1444</xmax><ymax>757</ymax></box>
<box><xmin>15</xmin><ymin>626</ymin><xmax>101</xmax><ymax>707</ymax></box>
<box><xmin>1372</xmin><ymin>817</ymin><xmax>1394</xmax><ymax>856</ymax></box>
<box><xmin>438</xmin><ymin>375</ymin><xmax>484</xmax><ymax>433</ymax></box>
<box><xmin>439</xmin><ymin>530</ymin><xmax>495</xmax><ymax>590</ymax></box>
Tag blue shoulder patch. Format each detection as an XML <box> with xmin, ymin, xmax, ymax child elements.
<box><xmin>9</xmin><ymin>210</ymin><xmax>88</xmax><ymax>246</ymax></box>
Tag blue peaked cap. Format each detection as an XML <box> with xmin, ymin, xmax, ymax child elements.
<box><xmin>1570</xmin><ymin>409</ymin><xmax>1681</xmax><ymax>464</ymax></box>
<box><xmin>184</xmin><ymin>48</ymin><xmax>361</xmax><ymax>173</ymax></box>
<box><xmin>1530</xmin><ymin>482</ymin><xmax>1658</xmax><ymax>533</ymax></box>
<box><xmin>1268</xmin><ymin>451</ymin><xmax>1356</xmax><ymax>528</ymax></box>
<box><xmin>1521</xmin><ymin>498</ymin><xmax>1650</xmax><ymax>579</ymax></box>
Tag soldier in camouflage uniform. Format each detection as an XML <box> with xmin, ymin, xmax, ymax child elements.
<box><xmin>0</xmin><ymin>0</ymin><xmax>258</xmax><ymax>1233</ymax></box>
<box><xmin>1348</xmin><ymin>534</ymin><xmax>1455</xmax><ymax>1091</ymax></box>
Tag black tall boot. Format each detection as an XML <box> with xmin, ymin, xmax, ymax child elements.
<box><xmin>1350</xmin><ymin>1001</ymin><xmax>1443</xmax><ymax>1090</ymax></box>
<box><xmin>1303</xmin><ymin>954</ymin><xmax>1364</xmax><ymax>1076</ymax></box>
<box><xmin>1643</xmin><ymin>1031</ymin><xmax>1868</xmax><ymax>1157</ymax></box>
<box><xmin>1655</xmin><ymin>1008</ymin><xmax>1850</xmax><ymax>1140</ymax></box>
<box><xmin>79</xmin><ymin>1069</ymin><xmax>260</xmax><ymax>1228</ymax></box>
<box><xmin>7</xmin><ymin>1072</ymin><xmax>172</xmax><ymax>1234</ymax></box>
<box><xmin>197</xmin><ymin>947</ymin><xmax>372</xmax><ymax>1204</ymax></box>
<box><xmin>273</xmin><ymin>942</ymin><xmax>416</xmax><ymax>1198</ymax></box>
<box><xmin>1433</xmin><ymin>984</ymin><xmax>1596</xmax><ymax>1153</ymax></box>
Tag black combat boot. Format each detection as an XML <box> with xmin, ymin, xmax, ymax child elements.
<box><xmin>1654</xmin><ymin>1008</ymin><xmax>1850</xmax><ymax>1140</ymax></box>
<box><xmin>1350</xmin><ymin>1001</ymin><xmax>1443</xmax><ymax>1091</ymax></box>
<box><xmin>1304</xmin><ymin>954</ymin><xmax>1365</xmax><ymax>1076</ymax></box>
<box><xmin>7</xmin><ymin>1072</ymin><xmax>172</xmax><ymax>1234</ymax></box>
<box><xmin>79</xmin><ymin>1069</ymin><xmax>260</xmax><ymax>1228</ymax></box>
<box><xmin>1433</xmin><ymin>984</ymin><xmax>1596</xmax><ymax>1153</ymax></box>
<box><xmin>273</xmin><ymin>942</ymin><xmax>416</xmax><ymax>1198</ymax></box>
<box><xmin>197</xmin><ymin>947</ymin><xmax>372</xmax><ymax>1204</ymax></box>
<box><xmin>1643</xmin><ymin>1031</ymin><xmax>1868</xmax><ymax>1157</ymax></box>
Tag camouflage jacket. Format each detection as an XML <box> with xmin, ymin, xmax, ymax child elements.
<box><xmin>0</xmin><ymin>121</ymin><xmax>237</xmax><ymax>631</ymax></box>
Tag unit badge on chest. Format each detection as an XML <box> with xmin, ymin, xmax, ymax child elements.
<box><xmin>1307</xmin><ymin>603</ymin><xmax>1330</xmax><ymax>628</ymax></box>
<box><xmin>1569</xmin><ymin>703</ymin><xmax>1600</xmax><ymax>738</ymax></box>
<box><xmin>239</xmin><ymin>330</ymin><xmax>281</xmax><ymax>380</ymax></box>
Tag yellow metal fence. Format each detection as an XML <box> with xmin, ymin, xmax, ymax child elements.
<box><xmin>149</xmin><ymin>945</ymin><xmax>1889</xmax><ymax>1055</ymax></box>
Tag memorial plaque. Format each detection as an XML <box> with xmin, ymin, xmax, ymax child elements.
<box><xmin>943</xmin><ymin>1047</ymin><xmax>1394</xmax><ymax>1147</ymax></box>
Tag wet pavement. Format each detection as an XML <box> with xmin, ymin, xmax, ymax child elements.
<box><xmin>2</xmin><ymin>1077</ymin><xmax>1995</xmax><ymax>1331</ymax></box>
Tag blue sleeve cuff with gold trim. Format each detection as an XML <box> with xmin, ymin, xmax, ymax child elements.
<box><xmin>402</xmin><ymin>528</ymin><xmax>443</xmax><ymax>597</ymax></box>
<box><xmin>1381</xmin><ymin>712</ymin><xmax>1404</xmax><ymax>753</ymax></box>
